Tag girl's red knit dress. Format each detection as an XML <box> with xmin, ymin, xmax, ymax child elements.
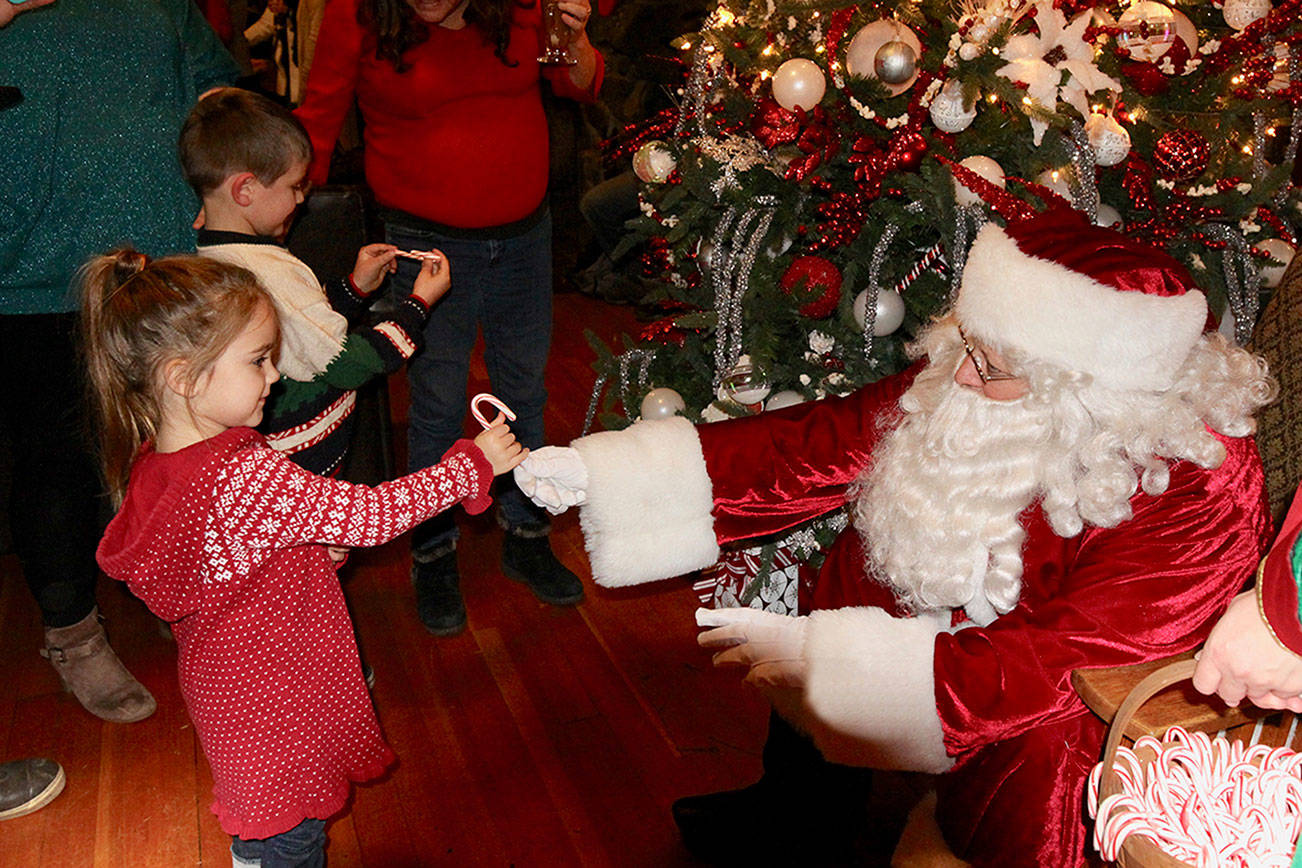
<box><xmin>97</xmin><ymin>426</ymin><xmax>493</xmax><ymax>839</ymax></box>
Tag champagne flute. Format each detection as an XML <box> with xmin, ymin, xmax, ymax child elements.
<box><xmin>537</xmin><ymin>0</ymin><xmax>577</xmax><ymax>65</ymax></box>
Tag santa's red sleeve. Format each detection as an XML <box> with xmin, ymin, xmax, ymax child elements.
<box><xmin>569</xmin><ymin>369</ymin><xmax>914</xmax><ymax>587</ymax></box>
<box><xmin>1258</xmin><ymin>480</ymin><xmax>1302</xmax><ymax>654</ymax></box>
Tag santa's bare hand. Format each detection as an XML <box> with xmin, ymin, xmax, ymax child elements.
<box><xmin>1193</xmin><ymin>591</ymin><xmax>1302</xmax><ymax>711</ymax></box>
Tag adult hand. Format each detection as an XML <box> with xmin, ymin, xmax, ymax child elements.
<box><xmin>351</xmin><ymin>243</ymin><xmax>399</xmax><ymax>295</ymax></box>
<box><xmin>514</xmin><ymin>446</ymin><xmax>587</xmax><ymax>515</ymax></box>
<box><xmin>696</xmin><ymin>606</ymin><xmax>809</xmax><ymax>689</ymax></box>
<box><xmin>0</xmin><ymin>0</ymin><xmax>54</xmax><ymax>29</ymax></box>
<box><xmin>555</xmin><ymin>0</ymin><xmax>590</xmax><ymax>34</ymax></box>
<box><xmin>1192</xmin><ymin>591</ymin><xmax>1302</xmax><ymax>712</ymax></box>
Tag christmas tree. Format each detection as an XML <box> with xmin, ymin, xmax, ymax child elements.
<box><xmin>585</xmin><ymin>0</ymin><xmax>1301</xmax><ymax>435</ymax></box>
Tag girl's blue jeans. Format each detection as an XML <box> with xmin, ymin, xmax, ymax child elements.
<box><xmin>230</xmin><ymin>817</ymin><xmax>327</xmax><ymax>868</ymax></box>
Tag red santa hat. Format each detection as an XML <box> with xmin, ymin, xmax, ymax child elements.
<box><xmin>954</xmin><ymin>208</ymin><xmax>1209</xmax><ymax>392</ymax></box>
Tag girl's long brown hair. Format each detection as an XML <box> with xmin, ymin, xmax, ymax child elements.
<box><xmin>358</xmin><ymin>0</ymin><xmax>527</xmax><ymax>72</ymax></box>
<box><xmin>79</xmin><ymin>250</ymin><xmax>275</xmax><ymax>505</ymax></box>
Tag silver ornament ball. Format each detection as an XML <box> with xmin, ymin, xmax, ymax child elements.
<box><xmin>874</xmin><ymin>41</ymin><xmax>917</xmax><ymax>86</ymax></box>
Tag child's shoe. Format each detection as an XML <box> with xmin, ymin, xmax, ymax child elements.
<box><xmin>40</xmin><ymin>608</ymin><xmax>156</xmax><ymax>723</ymax></box>
<box><xmin>501</xmin><ymin>533</ymin><xmax>585</xmax><ymax>606</ymax></box>
<box><xmin>413</xmin><ymin>550</ymin><xmax>467</xmax><ymax>637</ymax></box>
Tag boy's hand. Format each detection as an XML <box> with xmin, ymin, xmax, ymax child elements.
<box><xmin>474</xmin><ymin>413</ymin><xmax>528</xmax><ymax>475</ymax></box>
<box><xmin>351</xmin><ymin>244</ymin><xmax>399</xmax><ymax>295</ymax></box>
<box><xmin>411</xmin><ymin>249</ymin><xmax>451</xmax><ymax>308</ymax></box>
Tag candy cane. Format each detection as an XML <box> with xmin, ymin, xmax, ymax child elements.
<box><xmin>470</xmin><ymin>393</ymin><xmax>517</xmax><ymax>430</ymax></box>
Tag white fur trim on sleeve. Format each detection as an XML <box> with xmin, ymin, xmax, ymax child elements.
<box><xmin>571</xmin><ymin>417</ymin><xmax>718</xmax><ymax>587</ymax></box>
<box><xmin>955</xmin><ymin>223</ymin><xmax>1207</xmax><ymax>392</ymax></box>
<box><xmin>801</xmin><ymin>607</ymin><xmax>954</xmax><ymax>774</ymax></box>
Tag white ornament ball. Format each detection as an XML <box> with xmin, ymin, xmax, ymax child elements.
<box><xmin>929</xmin><ymin>80</ymin><xmax>977</xmax><ymax>134</ymax></box>
<box><xmin>632</xmin><ymin>140</ymin><xmax>677</xmax><ymax>183</ymax></box>
<box><xmin>771</xmin><ymin>58</ymin><xmax>826</xmax><ymax>113</ymax></box>
<box><xmin>1085</xmin><ymin>113</ymin><xmax>1132</xmax><ymax>167</ymax></box>
<box><xmin>952</xmin><ymin>155</ymin><xmax>1005</xmax><ymax>207</ymax></box>
<box><xmin>852</xmin><ymin>288</ymin><xmax>906</xmax><ymax>336</ymax></box>
<box><xmin>640</xmin><ymin>387</ymin><xmax>686</xmax><ymax>420</ymax></box>
<box><xmin>1117</xmin><ymin>1</ymin><xmax>1176</xmax><ymax>63</ymax></box>
<box><xmin>845</xmin><ymin>20</ymin><xmax>923</xmax><ymax>95</ymax></box>
<box><xmin>1222</xmin><ymin>0</ymin><xmax>1271</xmax><ymax>31</ymax></box>
<box><xmin>1094</xmin><ymin>203</ymin><xmax>1123</xmax><ymax>228</ymax></box>
<box><xmin>874</xmin><ymin>40</ymin><xmax>917</xmax><ymax>85</ymax></box>
<box><xmin>765</xmin><ymin>390</ymin><xmax>806</xmax><ymax>411</ymax></box>
<box><xmin>1256</xmin><ymin>237</ymin><xmax>1295</xmax><ymax>288</ymax></box>
<box><xmin>958</xmin><ymin>42</ymin><xmax>982</xmax><ymax>61</ymax></box>
<box><xmin>1035</xmin><ymin>168</ymin><xmax>1073</xmax><ymax>200</ymax></box>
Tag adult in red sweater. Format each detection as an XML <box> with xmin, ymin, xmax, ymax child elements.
<box><xmin>295</xmin><ymin>0</ymin><xmax>604</xmax><ymax>636</ymax></box>
<box><xmin>82</xmin><ymin>251</ymin><xmax>525</xmax><ymax>866</ymax></box>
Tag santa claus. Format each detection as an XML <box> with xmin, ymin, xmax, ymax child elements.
<box><xmin>517</xmin><ymin>208</ymin><xmax>1277</xmax><ymax>866</ymax></box>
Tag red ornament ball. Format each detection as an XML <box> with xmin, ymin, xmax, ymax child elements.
<box><xmin>780</xmin><ymin>255</ymin><xmax>843</xmax><ymax>318</ymax></box>
<box><xmin>1153</xmin><ymin>128</ymin><xmax>1211</xmax><ymax>180</ymax></box>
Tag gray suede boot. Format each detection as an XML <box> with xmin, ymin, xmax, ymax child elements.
<box><xmin>40</xmin><ymin>608</ymin><xmax>156</xmax><ymax>723</ymax></box>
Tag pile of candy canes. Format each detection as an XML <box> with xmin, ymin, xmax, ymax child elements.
<box><xmin>1087</xmin><ymin>727</ymin><xmax>1302</xmax><ymax>867</ymax></box>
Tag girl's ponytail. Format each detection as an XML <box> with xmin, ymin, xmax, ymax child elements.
<box><xmin>78</xmin><ymin>249</ymin><xmax>273</xmax><ymax>505</ymax></box>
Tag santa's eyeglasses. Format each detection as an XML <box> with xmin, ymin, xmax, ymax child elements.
<box><xmin>957</xmin><ymin>325</ymin><xmax>1019</xmax><ymax>384</ymax></box>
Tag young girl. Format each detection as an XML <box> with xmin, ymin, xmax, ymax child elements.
<box><xmin>81</xmin><ymin>249</ymin><xmax>525</xmax><ymax>868</ymax></box>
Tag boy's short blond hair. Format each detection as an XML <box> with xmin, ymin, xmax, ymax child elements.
<box><xmin>179</xmin><ymin>88</ymin><xmax>312</xmax><ymax>198</ymax></box>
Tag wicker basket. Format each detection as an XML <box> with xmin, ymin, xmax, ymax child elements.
<box><xmin>1094</xmin><ymin>658</ymin><xmax>1302</xmax><ymax>868</ymax></box>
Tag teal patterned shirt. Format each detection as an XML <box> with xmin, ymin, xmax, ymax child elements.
<box><xmin>0</xmin><ymin>0</ymin><xmax>237</xmax><ymax>314</ymax></box>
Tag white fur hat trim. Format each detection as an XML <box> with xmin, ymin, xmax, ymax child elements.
<box><xmin>954</xmin><ymin>223</ymin><xmax>1208</xmax><ymax>392</ymax></box>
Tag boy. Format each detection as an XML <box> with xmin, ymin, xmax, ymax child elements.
<box><xmin>179</xmin><ymin>87</ymin><xmax>447</xmax><ymax>476</ymax></box>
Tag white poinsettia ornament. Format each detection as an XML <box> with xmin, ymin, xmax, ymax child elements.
<box><xmin>995</xmin><ymin>0</ymin><xmax>1122</xmax><ymax>145</ymax></box>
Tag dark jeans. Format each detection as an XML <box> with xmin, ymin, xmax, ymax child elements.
<box><xmin>385</xmin><ymin>211</ymin><xmax>554</xmax><ymax>557</ymax></box>
<box><xmin>0</xmin><ymin>313</ymin><xmax>101</xmax><ymax>626</ymax></box>
<box><xmin>579</xmin><ymin>170</ymin><xmax>640</xmax><ymax>256</ymax></box>
<box><xmin>231</xmin><ymin>817</ymin><xmax>327</xmax><ymax>868</ymax></box>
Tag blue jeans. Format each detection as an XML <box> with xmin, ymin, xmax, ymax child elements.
<box><xmin>230</xmin><ymin>818</ymin><xmax>327</xmax><ymax>868</ymax></box>
<box><xmin>386</xmin><ymin>211</ymin><xmax>554</xmax><ymax>557</ymax></box>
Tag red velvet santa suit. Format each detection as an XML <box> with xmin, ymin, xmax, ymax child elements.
<box><xmin>568</xmin><ymin>369</ymin><xmax>1271</xmax><ymax>867</ymax></box>
<box><xmin>97</xmin><ymin>427</ymin><xmax>493</xmax><ymax>839</ymax></box>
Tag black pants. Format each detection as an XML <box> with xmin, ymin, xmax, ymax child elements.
<box><xmin>0</xmin><ymin>313</ymin><xmax>102</xmax><ymax>627</ymax></box>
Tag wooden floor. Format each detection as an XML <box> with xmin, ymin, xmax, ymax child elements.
<box><xmin>0</xmin><ymin>292</ymin><xmax>773</xmax><ymax>867</ymax></box>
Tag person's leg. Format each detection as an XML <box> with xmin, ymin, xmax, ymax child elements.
<box><xmin>387</xmin><ymin>220</ymin><xmax>487</xmax><ymax>635</ymax></box>
<box><xmin>258</xmin><ymin>818</ymin><xmax>328</xmax><ymax>868</ymax></box>
<box><xmin>478</xmin><ymin>212</ymin><xmax>582</xmax><ymax>605</ymax></box>
<box><xmin>578</xmin><ymin>171</ymin><xmax>640</xmax><ymax>256</ymax></box>
<box><xmin>0</xmin><ymin>313</ymin><xmax>154</xmax><ymax>722</ymax></box>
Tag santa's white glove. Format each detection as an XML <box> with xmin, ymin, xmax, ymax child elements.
<box><xmin>513</xmin><ymin>446</ymin><xmax>589</xmax><ymax>515</ymax></box>
<box><xmin>696</xmin><ymin>606</ymin><xmax>809</xmax><ymax>689</ymax></box>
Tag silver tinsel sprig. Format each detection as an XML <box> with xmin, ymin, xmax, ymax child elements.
<box><xmin>709</xmin><ymin>197</ymin><xmax>779</xmax><ymax>386</ymax></box>
<box><xmin>1066</xmin><ymin>120</ymin><xmax>1100</xmax><ymax>224</ymax></box>
<box><xmin>863</xmin><ymin>201</ymin><xmax>927</xmax><ymax>359</ymax></box>
<box><xmin>676</xmin><ymin>41</ymin><xmax>716</xmax><ymax>140</ymax></box>
<box><xmin>582</xmin><ymin>347</ymin><xmax>658</xmax><ymax>435</ymax></box>
<box><xmin>1201</xmin><ymin>223</ymin><xmax>1261</xmax><ymax>346</ymax></box>
<box><xmin>1271</xmin><ymin>46</ymin><xmax>1301</xmax><ymax>213</ymax></box>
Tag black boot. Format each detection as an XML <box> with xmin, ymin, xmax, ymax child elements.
<box><xmin>412</xmin><ymin>550</ymin><xmax>467</xmax><ymax>637</ymax></box>
<box><xmin>500</xmin><ymin>533</ymin><xmax>584</xmax><ymax>606</ymax></box>
<box><xmin>672</xmin><ymin>713</ymin><xmax>873</xmax><ymax>865</ymax></box>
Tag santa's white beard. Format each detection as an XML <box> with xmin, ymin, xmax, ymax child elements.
<box><xmin>852</xmin><ymin>373</ymin><xmax>1058</xmax><ymax>625</ymax></box>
